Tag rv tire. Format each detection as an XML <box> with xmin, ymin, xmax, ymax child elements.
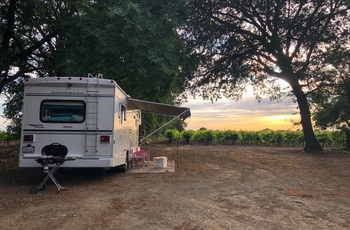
<box><xmin>121</xmin><ymin>152</ymin><xmax>129</xmax><ymax>172</ymax></box>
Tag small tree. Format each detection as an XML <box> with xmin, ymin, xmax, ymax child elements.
<box><xmin>164</xmin><ymin>129</ymin><xmax>179</xmax><ymax>143</ymax></box>
<box><xmin>181</xmin><ymin>130</ymin><xmax>194</xmax><ymax>145</ymax></box>
<box><xmin>223</xmin><ymin>130</ymin><xmax>240</xmax><ymax>145</ymax></box>
<box><xmin>193</xmin><ymin>129</ymin><xmax>215</xmax><ymax>144</ymax></box>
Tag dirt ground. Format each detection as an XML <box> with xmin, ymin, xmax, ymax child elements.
<box><xmin>0</xmin><ymin>143</ymin><xmax>350</xmax><ymax>230</ymax></box>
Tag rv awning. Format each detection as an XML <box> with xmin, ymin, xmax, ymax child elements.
<box><xmin>127</xmin><ymin>98</ymin><xmax>191</xmax><ymax>120</ymax></box>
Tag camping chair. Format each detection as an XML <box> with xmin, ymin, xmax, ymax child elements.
<box><xmin>132</xmin><ymin>150</ymin><xmax>150</xmax><ymax>167</ymax></box>
<box><xmin>30</xmin><ymin>143</ymin><xmax>74</xmax><ymax>194</ymax></box>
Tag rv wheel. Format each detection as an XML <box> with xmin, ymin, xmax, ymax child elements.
<box><xmin>121</xmin><ymin>162</ymin><xmax>128</xmax><ymax>172</ymax></box>
<box><xmin>121</xmin><ymin>152</ymin><xmax>129</xmax><ymax>172</ymax></box>
<box><xmin>30</xmin><ymin>186</ymin><xmax>39</xmax><ymax>194</ymax></box>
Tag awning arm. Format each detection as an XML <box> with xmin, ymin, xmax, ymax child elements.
<box><xmin>139</xmin><ymin>108</ymin><xmax>190</xmax><ymax>146</ymax></box>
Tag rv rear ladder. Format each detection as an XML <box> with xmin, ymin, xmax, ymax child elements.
<box><xmin>84</xmin><ymin>74</ymin><xmax>101</xmax><ymax>152</ymax></box>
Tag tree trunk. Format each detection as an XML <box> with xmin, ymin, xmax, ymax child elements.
<box><xmin>290</xmin><ymin>81</ymin><xmax>323</xmax><ymax>152</ymax></box>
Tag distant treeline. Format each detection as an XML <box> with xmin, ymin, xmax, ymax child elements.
<box><xmin>164</xmin><ymin>129</ymin><xmax>347</xmax><ymax>148</ymax></box>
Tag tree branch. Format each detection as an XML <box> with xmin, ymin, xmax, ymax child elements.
<box><xmin>12</xmin><ymin>29</ymin><xmax>59</xmax><ymax>64</ymax></box>
<box><xmin>1</xmin><ymin>0</ymin><xmax>17</xmax><ymax>49</ymax></box>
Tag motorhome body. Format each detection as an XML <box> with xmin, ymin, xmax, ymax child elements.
<box><xmin>19</xmin><ymin>76</ymin><xmax>190</xmax><ymax>169</ymax></box>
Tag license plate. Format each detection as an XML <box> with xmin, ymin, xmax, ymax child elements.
<box><xmin>22</xmin><ymin>146</ymin><xmax>35</xmax><ymax>153</ymax></box>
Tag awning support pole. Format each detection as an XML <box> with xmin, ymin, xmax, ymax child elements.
<box><xmin>139</xmin><ymin>108</ymin><xmax>190</xmax><ymax>146</ymax></box>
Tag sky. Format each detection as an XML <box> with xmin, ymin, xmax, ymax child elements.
<box><xmin>0</xmin><ymin>80</ymin><xmax>301</xmax><ymax>132</ymax></box>
<box><xmin>181</xmin><ymin>83</ymin><xmax>302</xmax><ymax>131</ymax></box>
<box><xmin>181</xmin><ymin>95</ymin><xmax>300</xmax><ymax>131</ymax></box>
<box><xmin>0</xmin><ymin>97</ymin><xmax>9</xmax><ymax>131</ymax></box>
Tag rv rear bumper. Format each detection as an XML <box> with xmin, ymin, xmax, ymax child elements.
<box><xmin>19</xmin><ymin>158</ymin><xmax>118</xmax><ymax>168</ymax></box>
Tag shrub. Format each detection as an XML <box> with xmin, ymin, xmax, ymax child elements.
<box><xmin>181</xmin><ymin>130</ymin><xmax>194</xmax><ymax>144</ymax></box>
<box><xmin>193</xmin><ymin>130</ymin><xmax>215</xmax><ymax>144</ymax></box>
<box><xmin>164</xmin><ymin>129</ymin><xmax>179</xmax><ymax>143</ymax></box>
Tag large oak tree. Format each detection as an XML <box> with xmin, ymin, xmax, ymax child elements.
<box><xmin>181</xmin><ymin>0</ymin><xmax>350</xmax><ymax>152</ymax></box>
<box><xmin>1</xmin><ymin>0</ymin><xmax>188</xmax><ymax>135</ymax></box>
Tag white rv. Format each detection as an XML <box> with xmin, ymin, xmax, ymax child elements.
<box><xmin>19</xmin><ymin>76</ymin><xmax>190</xmax><ymax>170</ymax></box>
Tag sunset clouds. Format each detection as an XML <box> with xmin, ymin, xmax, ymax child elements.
<box><xmin>182</xmin><ymin>91</ymin><xmax>301</xmax><ymax>131</ymax></box>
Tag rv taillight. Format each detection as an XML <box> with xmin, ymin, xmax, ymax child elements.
<box><xmin>100</xmin><ymin>135</ymin><xmax>110</xmax><ymax>143</ymax></box>
<box><xmin>23</xmin><ymin>134</ymin><xmax>34</xmax><ymax>142</ymax></box>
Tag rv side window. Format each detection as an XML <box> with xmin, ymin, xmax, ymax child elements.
<box><xmin>40</xmin><ymin>100</ymin><xmax>86</xmax><ymax>123</ymax></box>
<box><xmin>120</xmin><ymin>104</ymin><xmax>127</xmax><ymax>124</ymax></box>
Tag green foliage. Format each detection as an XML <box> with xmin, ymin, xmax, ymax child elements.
<box><xmin>164</xmin><ymin>129</ymin><xmax>179</xmax><ymax>143</ymax></box>
<box><xmin>311</xmin><ymin>50</ymin><xmax>350</xmax><ymax>149</ymax></box>
<box><xmin>0</xmin><ymin>131</ymin><xmax>8</xmax><ymax>142</ymax></box>
<box><xmin>0</xmin><ymin>0</ymin><xmax>84</xmax><ymax>91</ymax></box>
<box><xmin>282</xmin><ymin>131</ymin><xmax>303</xmax><ymax>147</ymax></box>
<box><xmin>181</xmin><ymin>130</ymin><xmax>194</xmax><ymax>144</ymax></box>
<box><xmin>164</xmin><ymin>118</ymin><xmax>187</xmax><ymax>133</ymax></box>
<box><xmin>193</xmin><ymin>129</ymin><xmax>215</xmax><ymax>144</ymax></box>
<box><xmin>2</xmin><ymin>78</ymin><xmax>24</xmax><ymax>138</ymax></box>
<box><xmin>172</xmin><ymin>129</ymin><xmax>348</xmax><ymax>148</ymax></box>
<box><xmin>330</xmin><ymin>131</ymin><xmax>346</xmax><ymax>147</ymax></box>
<box><xmin>236</xmin><ymin>130</ymin><xmax>260</xmax><ymax>146</ymax></box>
<box><xmin>0</xmin><ymin>131</ymin><xmax>17</xmax><ymax>142</ymax></box>
<box><xmin>315</xmin><ymin>131</ymin><xmax>333</xmax><ymax>147</ymax></box>
<box><xmin>140</xmin><ymin>114</ymin><xmax>168</xmax><ymax>140</ymax></box>
<box><xmin>215</xmin><ymin>130</ymin><xmax>242</xmax><ymax>145</ymax></box>
<box><xmin>140</xmin><ymin>115</ymin><xmax>188</xmax><ymax>142</ymax></box>
<box><xmin>53</xmin><ymin>0</ymin><xmax>188</xmax><ymax>104</ymax></box>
